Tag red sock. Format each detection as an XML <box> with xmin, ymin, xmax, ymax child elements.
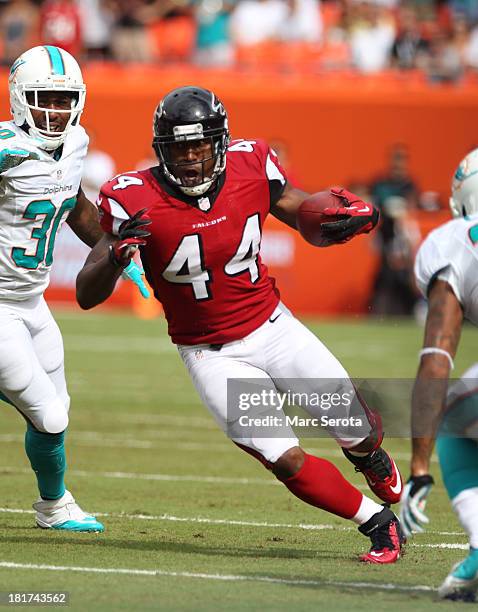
<box><xmin>282</xmin><ymin>453</ymin><xmax>363</xmax><ymax>519</ymax></box>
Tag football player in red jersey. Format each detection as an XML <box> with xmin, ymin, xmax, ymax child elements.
<box><xmin>76</xmin><ymin>86</ymin><xmax>404</xmax><ymax>563</ymax></box>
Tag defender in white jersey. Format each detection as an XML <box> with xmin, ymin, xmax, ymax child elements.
<box><xmin>400</xmin><ymin>148</ymin><xmax>478</xmax><ymax>600</ymax></box>
<box><xmin>0</xmin><ymin>46</ymin><xmax>109</xmax><ymax>532</ymax></box>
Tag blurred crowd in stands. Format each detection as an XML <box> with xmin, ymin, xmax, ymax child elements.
<box><xmin>0</xmin><ymin>0</ymin><xmax>464</xmax><ymax>317</ymax></box>
<box><xmin>0</xmin><ymin>0</ymin><xmax>477</xmax><ymax>80</ymax></box>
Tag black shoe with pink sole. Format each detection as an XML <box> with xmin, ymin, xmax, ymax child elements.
<box><xmin>359</xmin><ymin>506</ymin><xmax>405</xmax><ymax>564</ymax></box>
<box><xmin>343</xmin><ymin>447</ymin><xmax>403</xmax><ymax>505</ymax></box>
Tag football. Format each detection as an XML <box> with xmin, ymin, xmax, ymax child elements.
<box><xmin>296</xmin><ymin>191</ymin><xmax>342</xmax><ymax>247</ymax></box>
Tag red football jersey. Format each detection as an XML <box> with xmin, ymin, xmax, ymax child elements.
<box><xmin>40</xmin><ymin>1</ymin><xmax>82</xmax><ymax>57</ymax></box>
<box><xmin>99</xmin><ymin>139</ymin><xmax>286</xmax><ymax>345</ymax></box>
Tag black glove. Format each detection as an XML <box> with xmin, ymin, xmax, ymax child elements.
<box><xmin>109</xmin><ymin>208</ymin><xmax>152</xmax><ymax>267</ymax></box>
<box><xmin>321</xmin><ymin>187</ymin><xmax>380</xmax><ymax>244</ymax></box>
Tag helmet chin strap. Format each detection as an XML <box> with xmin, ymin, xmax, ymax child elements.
<box><xmin>179</xmin><ymin>179</ymin><xmax>215</xmax><ymax>197</ymax></box>
<box><xmin>34</xmin><ymin>133</ymin><xmax>64</xmax><ymax>152</ymax></box>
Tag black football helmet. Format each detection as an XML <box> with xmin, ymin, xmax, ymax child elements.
<box><xmin>152</xmin><ymin>86</ymin><xmax>230</xmax><ymax>197</ymax></box>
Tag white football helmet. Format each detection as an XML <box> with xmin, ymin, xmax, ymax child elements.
<box><xmin>9</xmin><ymin>46</ymin><xmax>86</xmax><ymax>151</ymax></box>
<box><xmin>450</xmin><ymin>148</ymin><xmax>478</xmax><ymax>218</ymax></box>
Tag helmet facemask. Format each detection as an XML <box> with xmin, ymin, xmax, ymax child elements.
<box><xmin>18</xmin><ymin>88</ymin><xmax>84</xmax><ymax>151</ymax></box>
<box><xmin>152</xmin><ymin>87</ymin><xmax>230</xmax><ymax>197</ymax></box>
<box><xmin>9</xmin><ymin>46</ymin><xmax>86</xmax><ymax>152</ymax></box>
<box><xmin>154</xmin><ymin>124</ymin><xmax>229</xmax><ymax>197</ymax></box>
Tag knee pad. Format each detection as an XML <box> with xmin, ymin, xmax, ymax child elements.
<box><xmin>37</xmin><ymin>397</ymin><xmax>69</xmax><ymax>434</ymax></box>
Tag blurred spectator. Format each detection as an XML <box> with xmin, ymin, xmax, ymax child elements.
<box><xmin>0</xmin><ymin>0</ymin><xmax>39</xmax><ymax>66</ymax></box>
<box><xmin>39</xmin><ymin>0</ymin><xmax>82</xmax><ymax>57</ymax></box>
<box><xmin>82</xmin><ymin>128</ymin><xmax>116</xmax><ymax>202</ymax></box>
<box><xmin>318</xmin><ymin>2</ymin><xmax>352</xmax><ymax>71</ymax></box>
<box><xmin>349</xmin><ymin>2</ymin><xmax>396</xmax><ymax>73</ymax></box>
<box><xmin>450</xmin><ymin>12</ymin><xmax>473</xmax><ymax>62</ymax></box>
<box><xmin>365</xmin><ymin>0</ymin><xmax>400</xmax><ymax>6</ymax></box>
<box><xmin>445</xmin><ymin>10</ymin><xmax>478</xmax><ymax>73</ymax></box>
<box><xmin>465</xmin><ymin>24</ymin><xmax>478</xmax><ymax>70</ymax></box>
<box><xmin>425</xmin><ymin>23</ymin><xmax>463</xmax><ymax>83</ymax></box>
<box><xmin>405</xmin><ymin>0</ymin><xmax>436</xmax><ymax>21</ymax></box>
<box><xmin>447</xmin><ymin>0</ymin><xmax>478</xmax><ymax>24</ymax></box>
<box><xmin>370</xmin><ymin>143</ymin><xmax>419</xmax><ymax>211</ymax></box>
<box><xmin>108</xmin><ymin>0</ymin><xmax>153</xmax><ymax>63</ymax></box>
<box><xmin>279</xmin><ymin>0</ymin><xmax>323</xmax><ymax>43</ymax></box>
<box><xmin>193</xmin><ymin>0</ymin><xmax>236</xmax><ymax>67</ymax></box>
<box><xmin>368</xmin><ymin>142</ymin><xmax>422</xmax><ymax>316</ymax></box>
<box><xmin>230</xmin><ymin>0</ymin><xmax>288</xmax><ymax>46</ymax></box>
<box><xmin>391</xmin><ymin>5</ymin><xmax>430</xmax><ymax>70</ymax></box>
<box><xmin>148</xmin><ymin>0</ymin><xmax>195</xmax><ymax>63</ymax></box>
<box><xmin>369</xmin><ymin>196</ymin><xmax>422</xmax><ymax>316</ymax></box>
<box><xmin>77</xmin><ymin>0</ymin><xmax>114</xmax><ymax>60</ymax></box>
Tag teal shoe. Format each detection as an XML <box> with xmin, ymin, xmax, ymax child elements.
<box><xmin>33</xmin><ymin>490</ymin><xmax>104</xmax><ymax>533</ymax></box>
<box><xmin>50</xmin><ymin>517</ymin><xmax>104</xmax><ymax>532</ymax></box>
<box><xmin>438</xmin><ymin>548</ymin><xmax>478</xmax><ymax>601</ymax></box>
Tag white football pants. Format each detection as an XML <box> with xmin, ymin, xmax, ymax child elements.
<box><xmin>178</xmin><ymin>303</ymin><xmax>372</xmax><ymax>463</ymax></box>
<box><xmin>0</xmin><ymin>296</ymin><xmax>69</xmax><ymax>433</ymax></box>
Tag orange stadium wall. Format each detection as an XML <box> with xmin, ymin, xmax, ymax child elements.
<box><xmin>1</xmin><ymin>67</ymin><xmax>476</xmax><ymax>315</ymax></box>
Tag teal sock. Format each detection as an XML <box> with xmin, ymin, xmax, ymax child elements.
<box><xmin>454</xmin><ymin>548</ymin><xmax>478</xmax><ymax>580</ymax></box>
<box><xmin>25</xmin><ymin>424</ymin><xmax>66</xmax><ymax>500</ymax></box>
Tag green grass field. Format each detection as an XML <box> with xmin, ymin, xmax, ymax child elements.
<box><xmin>0</xmin><ymin>311</ymin><xmax>477</xmax><ymax>611</ymax></box>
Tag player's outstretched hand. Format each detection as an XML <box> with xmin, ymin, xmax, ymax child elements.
<box><xmin>320</xmin><ymin>187</ymin><xmax>379</xmax><ymax>244</ymax></box>
<box><xmin>121</xmin><ymin>260</ymin><xmax>150</xmax><ymax>299</ymax></box>
<box><xmin>109</xmin><ymin>208</ymin><xmax>152</xmax><ymax>267</ymax></box>
<box><xmin>0</xmin><ymin>148</ymin><xmax>40</xmax><ymax>173</ymax></box>
<box><xmin>400</xmin><ymin>474</ymin><xmax>434</xmax><ymax>538</ymax></box>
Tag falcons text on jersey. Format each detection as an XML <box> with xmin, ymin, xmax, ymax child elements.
<box><xmin>99</xmin><ymin>139</ymin><xmax>287</xmax><ymax>344</ymax></box>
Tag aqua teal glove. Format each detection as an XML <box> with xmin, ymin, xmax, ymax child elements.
<box><xmin>121</xmin><ymin>260</ymin><xmax>150</xmax><ymax>299</ymax></box>
<box><xmin>0</xmin><ymin>148</ymin><xmax>39</xmax><ymax>172</ymax></box>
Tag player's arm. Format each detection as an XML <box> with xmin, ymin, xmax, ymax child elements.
<box><xmin>411</xmin><ymin>278</ymin><xmax>463</xmax><ymax>475</ymax></box>
<box><xmin>76</xmin><ymin>208</ymin><xmax>151</xmax><ymax>309</ymax></box>
<box><xmin>271</xmin><ymin>184</ymin><xmax>379</xmax><ymax>242</ymax></box>
<box><xmin>66</xmin><ymin>188</ymin><xmax>103</xmax><ymax>247</ymax></box>
<box><xmin>76</xmin><ymin>234</ymin><xmax>123</xmax><ymax>309</ymax></box>
<box><xmin>400</xmin><ymin>278</ymin><xmax>463</xmax><ymax>537</ymax></box>
<box><xmin>270</xmin><ymin>183</ymin><xmax>308</xmax><ymax>229</ymax></box>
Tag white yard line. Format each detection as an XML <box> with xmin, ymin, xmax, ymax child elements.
<box><xmin>0</xmin><ymin>561</ymin><xmax>435</xmax><ymax>592</ymax></box>
<box><xmin>0</xmin><ymin>432</ymin><xmax>438</xmax><ymax>463</ymax></box>
<box><xmin>0</xmin><ymin>466</ymin><xmax>281</xmax><ymax>486</ymax></box>
<box><xmin>410</xmin><ymin>544</ymin><xmax>468</xmax><ymax>550</ymax></box>
<box><xmin>0</xmin><ymin>507</ymin><xmax>336</xmax><ymax>530</ymax></box>
<box><xmin>0</xmin><ymin>506</ymin><xmax>466</xmax><ymax>538</ymax></box>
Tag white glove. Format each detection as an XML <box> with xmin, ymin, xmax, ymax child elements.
<box><xmin>400</xmin><ymin>474</ymin><xmax>434</xmax><ymax>538</ymax></box>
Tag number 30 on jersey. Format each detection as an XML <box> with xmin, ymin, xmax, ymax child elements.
<box><xmin>162</xmin><ymin>214</ymin><xmax>261</xmax><ymax>300</ymax></box>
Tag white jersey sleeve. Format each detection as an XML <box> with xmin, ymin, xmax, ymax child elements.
<box><xmin>414</xmin><ymin>215</ymin><xmax>478</xmax><ymax>324</ymax></box>
<box><xmin>414</xmin><ymin>223</ymin><xmax>464</xmax><ymax>302</ymax></box>
<box><xmin>0</xmin><ymin>121</ymin><xmax>88</xmax><ymax>301</ymax></box>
